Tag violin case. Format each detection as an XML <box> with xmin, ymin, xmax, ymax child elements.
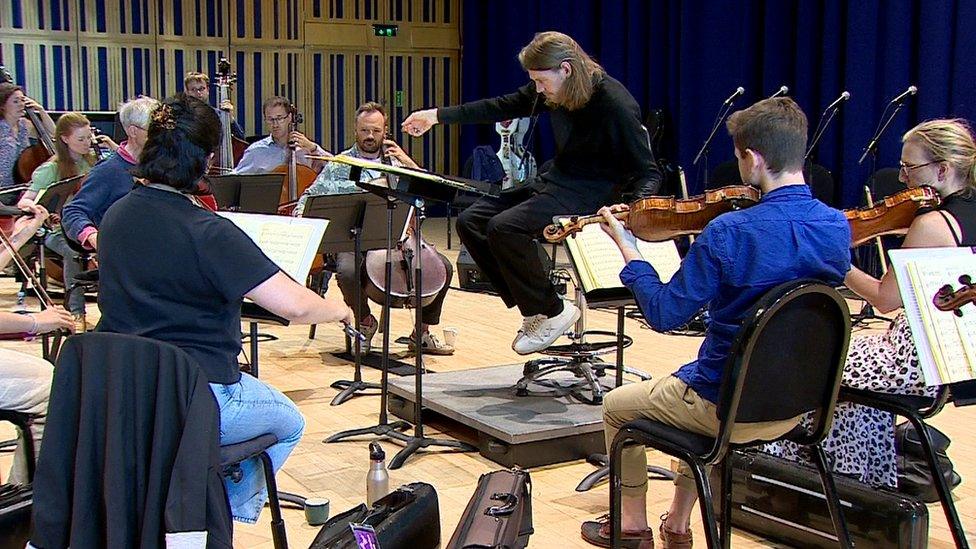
<box><xmin>446</xmin><ymin>468</ymin><xmax>533</xmax><ymax>549</ymax></box>
<box><xmin>309</xmin><ymin>482</ymin><xmax>439</xmax><ymax>549</ymax></box>
<box><xmin>720</xmin><ymin>450</ymin><xmax>928</xmax><ymax>548</ymax></box>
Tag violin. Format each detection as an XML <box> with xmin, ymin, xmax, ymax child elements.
<box><xmin>210</xmin><ymin>58</ymin><xmax>248</xmax><ymax>175</ymax></box>
<box><xmin>363</xmin><ymin>212</ymin><xmax>448</xmax><ymax>309</ymax></box>
<box><xmin>543</xmin><ymin>185</ymin><xmax>761</xmax><ymax>243</ymax></box>
<box><xmin>933</xmin><ymin>274</ymin><xmax>976</xmax><ymax>317</ymax></box>
<box><xmin>844</xmin><ymin>186</ymin><xmax>941</xmax><ymax>247</ymax></box>
<box><xmin>272</xmin><ymin>103</ymin><xmax>317</xmax><ymax>204</ymax></box>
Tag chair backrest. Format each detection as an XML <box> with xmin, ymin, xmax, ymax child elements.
<box><xmin>31</xmin><ymin>332</ymin><xmax>229</xmax><ymax>548</ymax></box>
<box><xmin>715</xmin><ymin>280</ymin><xmax>850</xmax><ymax>445</ymax></box>
<box><xmin>867</xmin><ymin>167</ymin><xmax>904</xmax><ymax>200</ymax></box>
<box><xmin>804</xmin><ymin>163</ymin><xmax>836</xmax><ymax>207</ymax></box>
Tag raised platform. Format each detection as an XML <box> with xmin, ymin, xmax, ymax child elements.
<box><xmin>387</xmin><ymin>363</ymin><xmax>622</xmax><ymax>468</ymax></box>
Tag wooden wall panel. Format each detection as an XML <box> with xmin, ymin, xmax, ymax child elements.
<box><xmin>3</xmin><ymin>0</ymin><xmax>460</xmax><ymax>168</ymax></box>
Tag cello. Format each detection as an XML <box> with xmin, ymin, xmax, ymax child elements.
<box><xmin>1</xmin><ymin>65</ymin><xmax>56</xmax><ymax>185</ymax></box>
<box><xmin>363</xmin><ymin>210</ymin><xmax>448</xmax><ymax>309</ymax></box>
<box><xmin>543</xmin><ymin>185</ymin><xmax>762</xmax><ymax>243</ymax></box>
<box><xmin>273</xmin><ymin>103</ymin><xmax>318</xmax><ymax>205</ymax></box>
<box><xmin>210</xmin><ymin>57</ymin><xmax>248</xmax><ymax>175</ymax></box>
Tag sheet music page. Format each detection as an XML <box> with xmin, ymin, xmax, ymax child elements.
<box><xmin>218</xmin><ymin>212</ymin><xmax>328</xmax><ymax>282</ymax></box>
<box><xmin>889</xmin><ymin>247</ymin><xmax>976</xmax><ymax>386</ymax></box>
<box><xmin>560</xmin><ymin>221</ymin><xmax>681</xmax><ymax>293</ymax></box>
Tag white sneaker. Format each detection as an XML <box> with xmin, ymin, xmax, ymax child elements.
<box><xmin>512</xmin><ymin>303</ymin><xmax>581</xmax><ymax>355</ymax></box>
<box><xmin>513</xmin><ymin>314</ymin><xmax>545</xmax><ymax>347</ymax></box>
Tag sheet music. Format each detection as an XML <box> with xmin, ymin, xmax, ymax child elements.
<box><xmin>218</xmin><ymin>212</ymin><xmax>328</xmax><ymax>283</ymax></box>
<box><xmin>889</xmin><ymin>247</ymin><xmax>976</xmax><ymax>386</ymax></box>
<box><xmin>561</xmin><ymin>221</ymin><xmax>681</xmax><ymax>293</ymax></box>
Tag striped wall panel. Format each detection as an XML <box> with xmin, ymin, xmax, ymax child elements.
<box><xmin>78</xmin><ymin>43</ymin><xmax>155</xmax><ymax>110</ymax></box>
<box><xmin>230</xmin><ymin>48</ymin><xmax>303</xmax><ymax>137</ymax></box>
<box><xmin>77</xmin><ymin>0</ymin><xmax>153</xmax><ymax>35</ymax></box>
<box><xmin>0</xmin><ymin>0</ymin><xmax>77</xmax><ymax>32</ymax></box>
<box><xmin>386</xmin><ymin>53</ymin><xmax>458</xmax><ymax>174</ymax></box>
<box><xmin>385</xmin><ymin>0</ymin><xmax>452</xmax><ymax>24</ymax></box>
<box><xmin>306</xmin><ymin>0</ymin><xmax>379</xmax><ymax>22</ymax></box>
<box><xmin>232</xmin><ymin>0</ymin><xmax>301</xmax><ymax>42</ymax></box>
<box><xmin>156</xmin><ymin>0</ymin><xmax>225</xmax><ymax>37</ymax></box>
<box><xmin>0</xmin><ymin>40</ymin><xmax>79</xmax><ymax>111</ymax></box>
<box><xmin>305</xmin><ymin>50</ymin><xmax>379</xmax><ymax>152</ymax></box>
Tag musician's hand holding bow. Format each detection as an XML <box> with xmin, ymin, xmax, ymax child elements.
<box><xmin>401</xmin><ymin>109</ymin><xmax>438</xmax><ymax>137</ymax></box>
<box><xmin>383</xmin><ymin>139</ymin><xmax>419</xmax><ymax>169</ymax></box>
<box><xmin>33</xmin><ymin>305</ymin><xmax>75</xmax><ymax>334</ymax></box>
<box><xmin>11</xmin><ymin>204</ymin><xmax>48</xmax><ymax>248</ymax></box>
<box><xmin>598</xmin><ymin>204</ymin><xmax>643</xmax><ymax>263</ymax></box>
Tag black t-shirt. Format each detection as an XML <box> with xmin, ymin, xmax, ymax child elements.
<box><xmin>97</xmin><ymin>185</ymin><xmax>279</xmax><ymax>384</ymax></box>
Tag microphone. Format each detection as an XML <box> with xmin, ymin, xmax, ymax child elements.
<box><xmin>723</xmin><ymin>86</ymin><xmax>745</xmax><ymax>105</ymax></box>
<box><xmin>769</xmin><ymin>85</ymin><xmax>789</xmax><ymax>99</ymax></box>
<box><xmin>823</xmin><ymin>91</ymin><xmax>851</xmax><ymax>113</ymax></box>
<box><xmin>889</xmin><ymin>85</ymin><xmax>918</xmax><ymax>105</ymax></box>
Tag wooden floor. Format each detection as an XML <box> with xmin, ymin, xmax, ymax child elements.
<box><xmin>2</xmin><ymin>217</ymin><xmax>975</xmax><ymax>548</ymax></box>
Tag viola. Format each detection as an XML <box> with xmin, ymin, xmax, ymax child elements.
<box><xmin>543</xmin><ymin>185</ymin><xmax>761</xmax><ymax>243</ymax></box>
<box><xmin>273</xmin><ymin>104</ymin><xmax>317</xmax><ymax>204</ymax></box>
<box><xmin>845</xmin><ymin>186</ymin><xmax>941</xmax><ymax>247</ymax></box>
<box><xmin>363</xmin><ymin>217</ymin><xmax>448</xmax><ymax>309</ymax></box>
<box><xmin>209</xmin><ymin>58</ymin><xmax>248</xmax><ymax>175</ymax></box>
<box><xmin>933</xmin><ymin>274</ymin><xmax>976</xmax><ymax>317</ymax></box>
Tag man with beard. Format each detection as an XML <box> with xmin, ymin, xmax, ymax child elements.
<box><xmin>296</xmin><ymin>101</ymin><xmax>455</xmax><ymax>355</ymax></box>
<box><xmin>402</xmin><ymin>31</ymin><xmax>661</xmax><ymax>355</ymax></box>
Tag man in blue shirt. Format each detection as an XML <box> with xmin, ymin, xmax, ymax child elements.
<box><xmin>581</xmin><ymin>97</ymin><xmax>851</xmax><ymax>548</ymax></box>
<box><xmin>234</xmin><ymin>96</ymin><xmax>329</xmax><ymax>175</ymax></box>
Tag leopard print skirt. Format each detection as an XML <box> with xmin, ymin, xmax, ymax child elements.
<box><xmin>764</xmin><ymin>313</ymin><xmax>938</xmax><ymax>488</ymax></box>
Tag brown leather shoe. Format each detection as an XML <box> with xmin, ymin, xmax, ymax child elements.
<box><xmin>659</xmin><ymin>513</ymin><xmax>693</xmax><ymax>549</ymax></box>
<box><xmin>581</xmin><ymin>514</ymin><xmax>654</xmax><ymax>548</ymax></box>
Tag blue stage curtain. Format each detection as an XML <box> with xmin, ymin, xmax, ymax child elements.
<box><xmin>456</xmin><ymin>0</ymin><xmax>976</xmax><ymax>206</ymax></box>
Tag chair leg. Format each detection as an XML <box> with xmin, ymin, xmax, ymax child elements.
<box><xmin>719</xmin><ymin>458</ymin><xmax>733</xmax><ymax>549</ymax></box>
<box><xmin>689</xmin><ymin>459</ymin><xmax>720</xmax><ymax>549</ymax></box>
<box><xmin>903</xmin><ymin>414</ymin><xmax>970</xmax><ymax>549</ymax></box>
<box><xmin>260</xmin><ymin>452</ymin><xmax>288</xmax><ymax>549</ymax></box>
<box><xmin>610</xmin><ymin>434</ymin><xmax>626</xmax><ymax>549</ymax></box>
<box><xmin>810</xmin><ymin>445</ymin><xmax>853</xmax><ymax>549</ymax></box>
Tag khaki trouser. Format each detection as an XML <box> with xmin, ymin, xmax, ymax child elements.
<box><xmin>603</xmin><ymin>375</ymin><xmax>801</xmax><ymax>496</ymax></box>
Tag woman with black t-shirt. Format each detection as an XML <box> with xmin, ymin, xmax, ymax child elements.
<box><xmin>96</xmin><ymin>94</ymin><xmax>353</xmax><ymax>524</ymax></box>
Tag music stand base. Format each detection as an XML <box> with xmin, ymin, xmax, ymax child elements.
<box><xmin>388</xmin><ymin>434</ymin><xmax>477</xmax><ymax>470</ymax></box>
<box><xmin>329</xmin><ymin>379</ymin><xmax>382</xmax><ymax>406</ymax></box>
<box><xmin>323</xmin><ymin>420</ymin><xmax>412</xmax><ymax>444</ymax></box>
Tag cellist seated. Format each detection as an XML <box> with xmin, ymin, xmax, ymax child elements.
<box><xmin>233</xmin><ymin>96</ymin><xmax>329</xmax><ymax>175</ymax></box>
<box><xmin>295</xmin><ymin>101</ymin><xmax>455</xmax><ymax>356</ymax></box>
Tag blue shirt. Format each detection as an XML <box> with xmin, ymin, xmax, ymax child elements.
<box><xmin>61</xmin><ymin>149</ymin><xmax>137</xmax><ymax>243</ymax></box>
<box><xmin>620</xmin><ymin>184</ymin><xmax>851</xmax><ymax>403</ymax></box>
<box><xmin>233</xmin><ymin>135</ymin><xmax>326</xmax><ymax>175</ymax></box>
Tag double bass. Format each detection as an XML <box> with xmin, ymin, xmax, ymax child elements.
<box><xmin>209</xmin><ymin>58</ymin><xmax>248</xmax><ymax>175</ymax></box>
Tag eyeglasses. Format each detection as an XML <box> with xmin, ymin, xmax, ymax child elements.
<box><xmin>265</xmin><ymin>115</ymin><xmax>290</xmax><ymax>126</ymax></box>
<box><xmin>899</xmin><ymin>160</ymin><xmax>939</xmax><ymax>173</ymax></box>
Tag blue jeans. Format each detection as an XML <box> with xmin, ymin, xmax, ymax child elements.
<box><xmin>210</xmin><ymin>373</ymin><xmax>305</xmax><ymax>523</ymax></box>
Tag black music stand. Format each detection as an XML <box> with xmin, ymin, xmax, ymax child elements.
<box><xmin>303</xmin><ymin>191</ymin><xmax>411</xmax><ymax>406</ymax></box>
<box><xmin>35</xmin><ymin>176</ymin><xmax>84</xmax><ymax>358</ymax></box>
<box><xmin>323</xmin><ymin>156</ymin><xmax>491</xmax><ymax>468</ymax></box>
<box><xmin>208</xmin><ymin>174</ymin><xmax>284</xmax><ymax>214</ymax></box>
<box><xmin>0</xmin><ymin>185</ymin><xmax>27</xmax><ymax>206</ymax></box>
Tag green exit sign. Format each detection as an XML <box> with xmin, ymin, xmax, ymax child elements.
<box><xmin>372</xmin><ymin>24</ymin><xmax>398</xmax><ymax>37</ymax></box>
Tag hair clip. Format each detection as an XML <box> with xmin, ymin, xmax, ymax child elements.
<box><xmin>151</xmin><ymin>104</ymin><xmax>177</xmax><ymax>130</ymax></box>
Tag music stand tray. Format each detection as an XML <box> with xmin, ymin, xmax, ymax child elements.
<box><xmin>303</xmin><ymin>191</ymin><xmax>410</xmax><ymax>255</ymax></box>
<box><xmin>37</xmin><ymin>176</ymin><xmax>84</xmax><ymax>216</ymax></box>
<box><xmin>0</xmin><ymin>185</ymin><xmax>27</xmax><ymax>206</ymax></box>
<box><xmin>208</xmin><ymin>174</ymin><xmax>285</xmax><ymax>214</ymax></box>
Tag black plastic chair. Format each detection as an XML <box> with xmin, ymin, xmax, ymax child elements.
<box><xmin>840</xmin><ymin>385</ymin><xmax>969</xmax><ymax>548</ymax></box>
<box><xmin>0</xmin><ymin>410</ymin><xmax>36</xmax><ymax>484</ymax></box>
<box><xmin>609</xmin><ymin>280</ymin><xmax>854</xmax><ymax>548</ymax></box>
<box><xmin>220</xmin><ymin>434</ymin><xmax>290</xmax><ymax>549</ymax></box>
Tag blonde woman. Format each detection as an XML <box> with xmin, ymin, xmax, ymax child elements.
<box><xmin>766</xmin><ymin>118</ymin><xmax>976</xmax><ymax>487</ymax></box>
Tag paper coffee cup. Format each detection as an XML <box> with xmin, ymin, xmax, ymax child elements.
<box><xmin>442</xmin><ymin>327</ymin><xmax>459</xmax><ymax>347</ymax></box>
<box><xmin>304</xmin><ymin>497</ymin><xmax>330</xmax><ymax>526</ymax></box>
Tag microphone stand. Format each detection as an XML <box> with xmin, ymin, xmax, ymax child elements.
<box><xmin>850</xmin><ymin>97</ymin><xmax>912</xmax><ymax>327</ymax></box>
<box><xmin>804</xmin><ymin>99</ymin><xmax>845</xmax><ymax>184</ymax></box>
<box><xmin>693</xmin><ymin>98</ymin><xmax>737</xmax><ymax>189</ymax></box>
